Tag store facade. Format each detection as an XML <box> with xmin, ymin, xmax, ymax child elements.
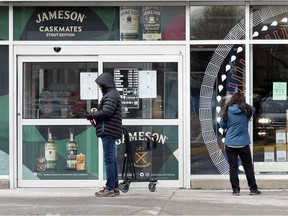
<box><xmin>1</xmin><ymin>0</ymin><xmax>288</xmax><ymax>189</ymax></box>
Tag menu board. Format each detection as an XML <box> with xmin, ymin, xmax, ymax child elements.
<box><xmin>114</xmin><ymin>68</ymin><xmax>139</xmax><ymax>109</ymax></box>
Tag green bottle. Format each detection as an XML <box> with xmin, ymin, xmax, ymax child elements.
<box><xmin>45</xmin><ymin>127</ymin><xmax>57</xmax><ymax>170</ymax></box>
<box><xmin>66</xmin><ymin>128</ymin><xmax>78</xmax><ymax>170</ymax></box>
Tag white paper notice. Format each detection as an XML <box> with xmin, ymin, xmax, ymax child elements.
<box><xmin>80</xmin><ymin>72</ymin><xmax>98</xmax><ymax>100</ymax></box>
<box><xmin>273</xmin><ymin>82</ymin><xmax>287</xmax><ymax>100</ymax></box>
<box><xmin>138</xmin><ymin>70</ymin><xmax>157</xmax><ymax>98</ymax></box>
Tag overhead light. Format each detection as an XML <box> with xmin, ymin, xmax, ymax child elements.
<box><xmin>258</xmin><ymin>118</ymin><xmax>271</xmax><ymax>124</ymax></box>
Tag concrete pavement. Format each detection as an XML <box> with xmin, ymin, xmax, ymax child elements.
<box><xmin>0</xmin><ymin>187</ymin><xmax>288</xmax><ymax>215</ymax></box>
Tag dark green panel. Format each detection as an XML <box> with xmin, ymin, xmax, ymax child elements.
<box><xmin>0</xmin><ymin>7</ymin><xmax>9</xmax><ymax>40</ymax></box>
<box><xmin>14</xmin><ymin>6</ymin><xmax>119</xmax><ymax>41</ymax></box>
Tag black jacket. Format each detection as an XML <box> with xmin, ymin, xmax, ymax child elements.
<box><xmin>87</xmin><ymin>73</ymin><xmax>122</xmax><ymax>139</ymax></box>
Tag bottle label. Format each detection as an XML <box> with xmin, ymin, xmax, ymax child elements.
<box><xmin>143</xmin><ymin>7</ymin><xmax>161</xmax><ymax>40</ymax></box>
<box><xmin>67</xmin><ymin>146</ymin><xmax>77</xmax><ymax>157</ymax></box>
<box><xmin>45</xmin><ymin>145</ymin><xmax>56</xmax><ymax>161</ymax></box>
<box><xmin>67</xmin><ymin>159</ymin><xmax>77</xmax><ymax>169</ymax></box>
<box><xmin>67</xmin><ymin>143</ymin><xmax>77</xmax><ymax>169</ymax></box>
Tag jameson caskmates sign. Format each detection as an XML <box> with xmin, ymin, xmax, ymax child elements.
<box><xmin>36</xmin><ymin>10</ymin><xmax>86</xmax><ymax>37</ymax></box>
<box><xmin>14</xmin><ymin>7</ymin><xmax>119</xmax><ymax>40</ymax></box>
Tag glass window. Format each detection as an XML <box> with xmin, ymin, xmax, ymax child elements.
<box><xmin>253</xmin><ymin>44</ymin><xmax>288</xmax><ymax>170</ymax></box>
<box><xmin>0</xmin><ymin>7</ymin><xmax>8</xmax><ymax>40</ymax></box>
<box><xmin>190</xmin><ymin>6</ymin><xmax>245</xmax><ymax>40</ymax></box>
<box><xmin>103</xmin><ymin>62</ymin><xmax>178</xmax><ymax>119</ymax></box>
<box><xmin>251</xmin><ymin>6</ymin><xmax>288</xmax><ymax>40</ymax></box>
<box><xmin>191</xmin><ymin>44</ymin><xmax>245</xmax><ymax>174</ymax></box>
<box><xmin>0</xmin><ymin>46</ymin><xmax>9</xmax><ymax>175</ymax></box>
<box><xmin>22</xmin><ymin>62</ymin><xmax>98</xmax><ymax>119</ymax></box>
<box><xmin>13</xmin><ymin>6</ymin><xmax>185</xmax><ymax>41</ymax></box>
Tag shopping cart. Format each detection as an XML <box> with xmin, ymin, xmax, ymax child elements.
<box><xmin>119</xmin><ymin>127</ymin><xmax>158</xmax><ymax>193</ymax></box>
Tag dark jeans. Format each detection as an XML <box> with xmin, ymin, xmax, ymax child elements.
<box><xmin>102</xmin><ymin>135</ymin><xmax>119</xmax><ymax>191</ymax></box>
<box><xmin>225</xmin><ymin>145</ymin><xmax>258</xmax><ymax>192</ymax></box>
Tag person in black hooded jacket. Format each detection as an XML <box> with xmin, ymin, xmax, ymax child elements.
<box><xmin>87</xmin><ymin>72</ymin><xmax>122</xmax><ymax>197</ymax></box>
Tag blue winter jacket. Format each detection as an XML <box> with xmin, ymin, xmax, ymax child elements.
<box><xmin>219</xmin><ymin>104</ymin><xmax>255</xmax><ymax>147</ymax></box>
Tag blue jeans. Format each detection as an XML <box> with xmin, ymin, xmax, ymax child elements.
<box><xmin>225</xmin><ymin>145</ymin><xmax>258</xmax><ymax>192</ymax></box>
<box><xmin>101</xmin><ymin>135</ymin><xmax>119</xmax><ymax>190</ymax></box>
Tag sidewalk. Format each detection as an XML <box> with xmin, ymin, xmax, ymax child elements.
<box><xmin>0</xmin><ymin>187</ymin><xmax>288</xmax><ymax>215</ymax></box>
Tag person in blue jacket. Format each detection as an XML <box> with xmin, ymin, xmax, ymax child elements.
<box><xmin>220</xmin><ymin>92</ymin><xmax>261</xmax><ymax>196</ymax></box>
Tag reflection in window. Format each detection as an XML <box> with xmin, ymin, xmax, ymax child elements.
<box><xmin>253</xmin><ymin>44</ymin><xmax>288</xmax><ymax>163</ymax></box>
<box><xmin>190</xmin><ymin>6</ymin><xmax>245</xmax><ymax>40</ymax></box>
<box><xmin>103</xmin><ymin>62</ymin><xmax>178</xmax><ymax>119</ymax></box>
<box><xmin>23</xmin><ymin>62</ymin><xmax>98</xmax><ymax>119</ymax></box>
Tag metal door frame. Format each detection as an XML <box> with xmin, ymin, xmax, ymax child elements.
<box><xmin>17</xmin><ymin>55</ymin><xmax>100</xmax><ymax>187</ymax></box>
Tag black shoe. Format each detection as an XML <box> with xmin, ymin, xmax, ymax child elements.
<box><xmin>232</xmin><ymin>191</ymin><xmax>240</xmax><ymax>196</ymax></box>
<box><xmin>114</xmin><ymin>188</ymin><xmax>120</xmax><ymax>196</ymax></box>
<box><xmin>249</xmin><ymin>189</ymin><xmax>261</xmax><ymax>195</ymax></box>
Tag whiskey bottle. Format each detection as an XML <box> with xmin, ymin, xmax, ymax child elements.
<box><xmin>45</xmin><ymin>127</ymin><xmax>57</xmax><ymax>170</ymax></box>
<box><xmin>142</xmin><ymin>6</ymin><xmax>161</xmax><ymax>40</ymax></box>
<box><xmin>66</xmin><ymin>128</ymin><xmax>78</xmax><ymax>170</ymax></box>
<box><xmin>120</xmin><ymin>6</ymin><xmax>139</xmax><ymax>41</ymax></box>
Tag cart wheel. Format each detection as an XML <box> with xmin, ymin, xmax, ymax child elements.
<box><xmin>119</xmin><ymin>182</ymin><xmax>130</xmax><ymax>193</ymax></box>
<box><xmin>148</xmin><ymin>182</ymin><xmax>156</xmax><ymax>192</ymax></box>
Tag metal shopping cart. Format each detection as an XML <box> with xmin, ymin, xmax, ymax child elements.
<box><xmin>119</xmin><ymin>127</ymin><xmax>158</xmax><ymax>193</ymax></box>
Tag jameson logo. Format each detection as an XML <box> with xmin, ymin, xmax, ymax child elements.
<box><xmin>35</xmin><ymin>10</ymin><xmax>87</xmax><ymax>38</ymax></box>
<box><xmin>120</xmin><ymin>9</ymin><xmax>139</xmax><ymax>17</ymax></box>
<box><xmin>36</xmin><ymin>10</ymin><xmax>86</xmax><ymax>23</ymax></box>
<box><xmin>116</xmin><ymin>131</ymin><xmax>168</xmax><ymax>145</ymax></box>
<box><xmin>143</xmin><ymin>9</ymin><xmax>161</xmax><ymax>16</ymax></box>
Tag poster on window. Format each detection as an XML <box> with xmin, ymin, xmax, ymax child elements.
<box><xmin>80</xmin><ymin>72</ymin><xmax>98</xmax><ymax>100</ymax></box>
<box><xmin>273</xmin><ymin>82</ymin><xmax>287</xmax><ymax>100</ymax></box>
<box><xmin>138</xmin><ymin>70</ymin><xmax>157</xmax><ymax>98</ymax></box>
<box><xmin>114</xmin><ymin>68</ymin><xmax>139</xmax><ymax>109</ymax></box>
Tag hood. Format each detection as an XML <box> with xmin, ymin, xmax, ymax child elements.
<box><xmin>228</xmin><ymin>104</ymin><xmax>243</xmax><ymax>114</ymax></box>
<box><xmin>95</xmin><ymin>73</ymin><xmax>115</xmax><ymax>89</ymax></box>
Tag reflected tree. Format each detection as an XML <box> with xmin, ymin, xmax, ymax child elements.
<box><xmin>191</xmin><ymin>6</ymin><xmax>244</xmax><ymax>40</ymax></box>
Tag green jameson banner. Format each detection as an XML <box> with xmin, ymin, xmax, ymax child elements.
<box><xmin>13</xmin><ymin>7</ymin><xmax>119</xmax><ymax>40</ymax></box>
<box><xmin>0</xmin><ymin>7</ymin><xmax>9</xmax><ymax>40</ymax></box>
<box><xmin>117</xmin><ymin>125</ymin><xmax>179</xmax><ymax>181</ymax></box>
<box><xmin>13</xmin><ymin>6</ymin><xmax>185</xmax><ymax>41</ymax></box>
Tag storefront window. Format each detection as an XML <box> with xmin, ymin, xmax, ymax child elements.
<box><xmin>251</xmin><ymin>6</ymin><xmax>288</xmax><ymax>40</ymax></box>
<box><xmin>22</xmin><ymin>125</ymin><xmax>98</xmax><ymax>180</ymax></box>
<box><xmin>190</xmin><ymin>6</ymin><xmax>245</xmax><ymax>40</ymax></box>
<box><xmin>0</xmin><ymin>46</ymin><xmax>9</xmax><ymax>175</ymax></box>
<box><xmin>103</xmin><ymin>62</ymin><xmax>178</xmax><ymax>119</ymax></box>
<box><xmin>0</xmin><ymin>7</ymin><xmax>9</xmax><ymax>40</ymax></box>
<box><xmin>22</xmin><ymin>62</ymin><xmax>98</xmax><ymax>119</ymax></box>
<box><xmin>253</xmin><ymin>44</ymin><xmax>288</xmax><ymax>172</ymax></box>
<box><xmin>191</xmin><ymin>44</ymin><xmax>245</xmax><ymax>174</ymax></box>
<box><xmin>13</xmin><ymin>6</ymin><xmax>185</xmax><ymax>41</ymax></box>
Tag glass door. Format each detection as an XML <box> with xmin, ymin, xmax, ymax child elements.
<box><xmin>100</xmin><ymin>55</ymin><xmax>184</xmax><ymax>188</ymax></box>
<box><xmin>17</xmin><ymin>53</ymin><xmax>185</xmax><ymax>188</ymax></box>
<box><xmin>17</xmin><ymin>56</ymin><xmax>100</xmax><ymax>187</ymax></box>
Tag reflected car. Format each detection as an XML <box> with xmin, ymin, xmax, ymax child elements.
<box><xmin>255</xmin><ymin>96</ymin><xmax>287</xmax><ymax>137</ymax></box>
